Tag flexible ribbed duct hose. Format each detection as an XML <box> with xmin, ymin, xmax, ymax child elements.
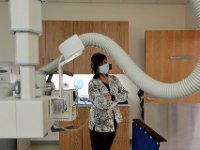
<box><xmin>79</xmin><ymin>33</ymin><xmax>200</xmax><ymax>99</ymax></box>
<box><xmin>38</xmin><ymin>57</ymin><xmax>64</xmax><ymax>74</ymax></box>
<box><xmin>190</xmin><ymin>0</ymin><xmax>200</xmax><ymax>28</ymax></box>
<box><xmin>52</xmin><ymin>0</ymin><xmax>200</xmax><ymax>99</ymax></box>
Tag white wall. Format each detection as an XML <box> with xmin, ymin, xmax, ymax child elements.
<box><xmin>0</xmin><ymin>2</ymin><xmax>15</xmax><ymax>62</ymax></box>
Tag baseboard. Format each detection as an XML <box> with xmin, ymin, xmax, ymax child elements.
<box><xmin>31</xmin><ymin>141</ymin><xmax>59</xmax><ymax>145</ymax></box>
<box><xmin>31</xmin><ymin>140</ymin><xmax>131</xmax><ymax>146</ymax></box>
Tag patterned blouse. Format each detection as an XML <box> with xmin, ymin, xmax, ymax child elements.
<box><xmin>88</xmin><ymin>75</ymin><xmax>128</xmax><ymax>132</ymax></box>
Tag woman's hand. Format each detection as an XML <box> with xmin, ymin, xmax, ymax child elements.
<box><xmin>105</xmin><ymin>95</ymin><xmax>112</xmax><ymax>100</ymax></box>
<box><xmin>105</xmin><ymin>95</ymin><xmax>116</xmax><ymax>101</ymax></box>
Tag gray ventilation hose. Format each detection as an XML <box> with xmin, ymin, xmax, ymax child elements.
<box><xmin>78</xmin><ymin>33</ymin><xmax>200</xmax><ymax>99</ymax></box>
<box><xmin>190</xmin><ymin>0</ymin><xmax>200</xmax><ymax>28</ymax></box>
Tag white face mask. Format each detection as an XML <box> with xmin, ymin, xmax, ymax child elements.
<box><xmin>98</xmin><ymin>64</ymin><xmax>109</xmax><ymax>74</ymax></box>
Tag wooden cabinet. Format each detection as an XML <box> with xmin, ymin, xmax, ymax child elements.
<box><xmin>38</xmin><ymin>21</ymin><xmax>129</xmax><ymax>74</ymax></box>
<box><xmin>59</xmin><ymin>106</ymin><xmax>130</xmax><ymax>150</ymax></box>
<box><xmin>73</xmin><ymin>21</ymin><xmax>94</xmax><ymax>74</ymax></box>
<box><xmin>145</xmin><ymin>30</ymin><xmax>200</xmax><ymax>103</ymax></box>
<box><xmin>73</xmin><ymin>21</ymin><xmax>129</xmax><ymax>74</ymax></box>
<box><xmin>45</xmin><ymin>21</ymin><xmax>74</xmax><ymax>72</ymax></box>
<box><xmin>37</xmin><ymin>21</ymin><xmax>74</xmax><ymax>72</ymax></box>
<box><xmin>111</xmin><ymin>106</ymin><xmax>130</xmax><ymax>150</ymax></box>
<box><xmin>59</xmin><ymin>107</ymin><xmax>86</xmax><ymax>150</ymax></box>
<box><xmin>92</xmin><ymin>21</ymin><xmax>128</xmax><ymax>74</ymax></box>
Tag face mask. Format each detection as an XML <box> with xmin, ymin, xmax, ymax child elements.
<box><xmin>98</xmin><ymin>64</ymin><xmax>109</xmax><ymax>74</ymax></box>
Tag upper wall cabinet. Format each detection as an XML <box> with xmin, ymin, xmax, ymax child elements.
<box><xmin>73</xmin><ymin>21</ymin><xmax>129</xmax><ymax>74</ymax></box>
<box><xmin>38</xmin><ymin>21</ymin><xmax>129</xmax><ymax>74</ymax></box>
<box><xmin>37</xmin><ymin>21</ymin><xmax>74</xmax><ymax>72</ymax></box>
<box><xmin>73</xmin><ymin>21</ymin><xmax>94</xmax><ymax>74</ymax></box>
<box><xmin>145</xmin><ymin>30</ymin><xmax>200</xmax><ymax>103</ymax></box>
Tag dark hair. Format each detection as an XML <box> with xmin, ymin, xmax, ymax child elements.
<box><xmin>137</xmin><ymin>89</ymin><xmax>144</xmax><ymax>97</ymax></box>
<box><xmin>91</xmin><ymin>53</ymin><xmax>107</xmax><ymax>78</ymax></box>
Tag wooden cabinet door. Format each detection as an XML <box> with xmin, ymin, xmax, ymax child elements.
<box><xmin>145</xmin><ymin>30</ymin><xmax>200</xmax><ymax>103</ymax></box>
<box><xmin>111</xmin><ymin>106</ymin><xmax>130</xmax><ymax>150</ymax></box>
<box><xmin>59</xmin><ymin>107</ymin><xmax>88</xmax><ymax>150</ymax></box>
<box><xmin>59</xmin><ymin>107</ymin><xmax>91</xmax><ymax>150</ymax></box>
<box><xmin>93</xmin><ymin>21</ymin><xmax>129</xmax><ymax>74</ymax></box>
<box><xmin>41</xmin><ymin>21</ymin><xmax>128</xmax><ymax>74</ymax></box>
<box><xmin>73</xmin><ymin>21</ymin><xmax>94</xmax><ymax>74</ymax></box>
<box><xmin>73</xmin><ymin>21</ymin><xmax>129</xmax><ymax>74</ymax></box>
<box><xmin>45</xmin><ymin>21</ymin><xmax>74</xmax><ymax>73</ymax></box>
<box><xmin>82</xmin><ymin>107</ymin><xmax>92</xmax><ymax>150</ymax></box>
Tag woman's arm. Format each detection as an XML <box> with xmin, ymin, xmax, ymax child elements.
<box><xmin>88</xmin><ymin>80</ymin><xmax>117</xmax><ymax>110</ymax></box>
<box><xmin>111</xmin><ymin>76</ymin><xmax>128</xmax><ymax>103</ymax></box>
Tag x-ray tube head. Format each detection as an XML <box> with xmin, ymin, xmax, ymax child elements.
<box><xmin>38</xmin><ymin>34</ymin><xmax>84</xmax><ymax>75</ymax></box>
<box><xmin>60</xmin><ymin>51</ymin><xmax>83</xmax><ymax>66</ymax></box>
<box><xmin>59</xmin><ymin>34</ymin><xmax>85</xmax><ymax>63</ymax></box>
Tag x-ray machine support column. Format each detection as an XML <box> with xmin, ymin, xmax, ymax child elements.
<box><xmin>0</xmin><ymin>0</ymin><xmax>44</xmax><ymax>150</ymax></box>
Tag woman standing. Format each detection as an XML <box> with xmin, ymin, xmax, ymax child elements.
<box><xmin>88</xmin><ymin>53</ymin><xmax>128</xmax><ymax>150</ymax></box>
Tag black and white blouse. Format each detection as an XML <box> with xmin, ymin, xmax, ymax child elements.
<box><xmin>88</xmin><ymin>75</ymin><xmax>128</xmax><ymax>132</ymax></box>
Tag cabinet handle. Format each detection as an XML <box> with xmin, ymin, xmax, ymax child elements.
<box><xmin>169</xmin><ymin>56</ymin><xmax>193</xmax><ymax>60</ymax></box>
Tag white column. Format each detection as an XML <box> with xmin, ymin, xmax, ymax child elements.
<box><xmin>20</xmin><ymin>66</ymin><xmax>35</xmax><ymax>99</ymax></box>
<box><xmin>9</xmin><ymin>0</ymin><xmax>43</xmax><ymax>99</ymax></box>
